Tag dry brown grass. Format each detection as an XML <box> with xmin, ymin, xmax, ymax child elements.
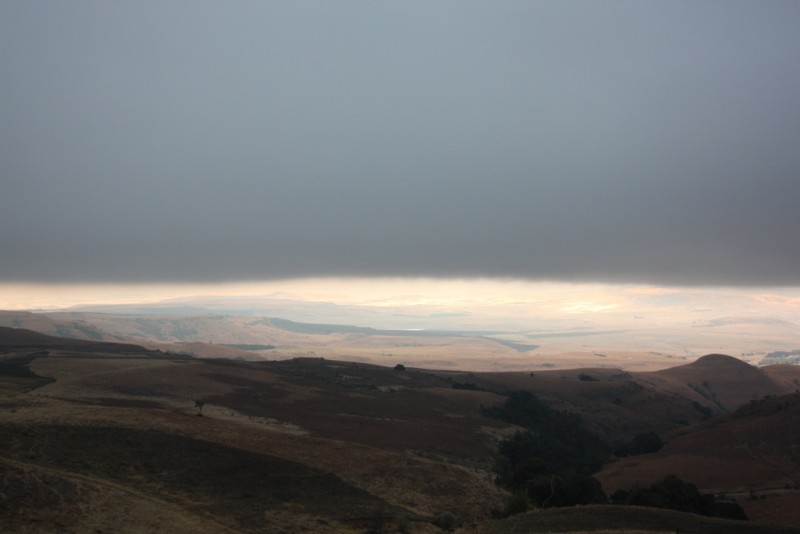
<box><xmin>0</xmin><ymin>456</ymin><xmax>231</xmax><ymax>534</ymax></box>
<box><xmin>595</xmin><ymin>394</ymin><xmax>800</xmax><ymax>528</ymax></box>
<box><xmin>1</xmin><ymin>348</ymin><xmax>511</xmax><ymax>531</ymax></box>
<box><xmin>4</xmin><ymin>329</ymin><xmax>800</xmax><ymax>532</ymax></box>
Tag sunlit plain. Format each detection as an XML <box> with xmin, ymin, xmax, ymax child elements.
<box><xmin>2</xmin><ymin>278</ymin><xmax>799</xmax><ymax>370</ymax></box>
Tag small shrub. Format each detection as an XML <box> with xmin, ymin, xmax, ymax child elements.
<box><xmin>503</xmin><ymin>490</ymin><xmax>530</xmax><ymax>516</ymax></box>
<box><xmin>534</xmin><ymin>474</ymin><xmax>606</xmax><ymax>507</ymax></box>
<box><xmin>432</xmin><ymin>511</ymin><xmax>461</xmax><ymax>531</ymax></box>
<box><xmin>616</xmin><ymin>431</ymin><xmax>663</xmax><ymax>457</ymax></box>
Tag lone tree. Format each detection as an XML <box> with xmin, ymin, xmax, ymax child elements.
<box><xmin>194</xmin><ymin>399</ymin><xmax>205</xmax><ymax>416</ymax></box>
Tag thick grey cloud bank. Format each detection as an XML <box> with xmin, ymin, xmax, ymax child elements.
<box><xmin>2</xmin><ymin>1</ymin><xmax>799</xmax><ymax>286</ymax></box>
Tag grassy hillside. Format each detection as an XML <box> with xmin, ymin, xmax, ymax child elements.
<box><xmin>1</xmin><ymin>329</ymin><xmax>798</xmax><ymax>531</ymax></box>
<box><xmin>596</xmin><ymin>392</ymin><xmax>800</xmax><ymax>529</ymax></box>
<box><xmin>0</xmin><ymin>337</ymin><xmax>509</xmax><ymax>531</ymax></box>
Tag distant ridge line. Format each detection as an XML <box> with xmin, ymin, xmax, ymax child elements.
<box><xmin>0</xmin><ymin>326</ymin><xmax>149</xmax><ymax>353</ymax></box>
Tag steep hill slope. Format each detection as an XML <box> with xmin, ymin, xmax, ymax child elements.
<box><xmin>639</xmin><ymin>354</ymin><xmax>787</xmax><ymax>412</ymax></box>
<box><xmin>761</xmin><ymin>363</ymin><xmax>800</xmax><ymax>392</ymax></box>
<box><xmin>596</xmin><ymin>392</ymin><xmax>800</xmax><ymax>528</ymax></box>
<box><xmin>437</xmin><ymin>354</ymin><xmax>793</xmax><ymax>447</ymax></box>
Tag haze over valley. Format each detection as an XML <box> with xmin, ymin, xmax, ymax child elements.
<box><xmin>2</xmin><ymin>280</ymin><xmax>799</xmax><ymax>372</ymax></box>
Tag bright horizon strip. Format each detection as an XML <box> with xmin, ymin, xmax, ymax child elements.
<box><xmin>1</xmin><ymin>278</ymin><xmax>800</xmax><ymax>319</ymax></box>
<box><xmin>1</xmin><ymin>278</ymin><xmax>613</xmax><ymax>310</ymax></box>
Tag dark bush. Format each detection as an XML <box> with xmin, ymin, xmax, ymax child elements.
<box><xmin>616</xmin><ymin>431</ymin><xmax>663</xmax><ymax>457</ymax></box>
<box><xmin>432</xmin><ymin>511</ymin><xmax>461</xmax><ymax>531</ymax></box>
<box><xmin>451</xmin><ymin>381</ymin><xmax>483</xmax><ymax>391</ymax></box>
<box><xmin>485</xmin><ymin>391</ymin><xmax>609</xmax><ymax>475</ymax></box>
<box><xmin>612</xmin><ymin>475</ymin><xmax>747</xmax><ymax>520</ymax></box>
<box><xmin>692</xmin><ymin>400</ymin><xmax>713</xmax><ymax>420</ymax></box>
<box><xmin>526</xmin><ymin>473</ymin><xmax>607</xmax><ymax>508</ymax></box>
<box><xmin>486</xmin><ymin>390</ymin><xmax>611</xmax><ymax>513</ymax></box>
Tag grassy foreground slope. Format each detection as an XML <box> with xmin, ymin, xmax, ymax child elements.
<box><xmin>0</xmin><ymin>327</ymin><xmax>509</xmax><ymax>532</ymax></box>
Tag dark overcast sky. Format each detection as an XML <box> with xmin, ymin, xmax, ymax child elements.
<box><xmin>2</xmin><ymin>1</ymin><xmax>799</xmax><ymax>286</ymax></box>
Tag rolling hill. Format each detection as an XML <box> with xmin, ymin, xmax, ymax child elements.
<box><xmin>2</xmin><ymin>326</ymin><xmax>799</xmax><ymax>531</ymax></box>
<box><xmin>596</xmin><ymin>391</ymin><xmax>800</xmax><ymax>528</ymax></box>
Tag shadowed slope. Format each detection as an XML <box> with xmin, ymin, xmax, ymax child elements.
<box><xmin>596</xmin><ymin>393</ymin><xmax>800</xmax><ymax>528</ymax></box>
<box><xmin>0</xmin><ymin>424</ymin><xmax>397</xmax><ymax>533</ymax></box>
<box><xmin>0</xmin><ymin>326</ymin><xmax>149</xmax><ymax>353</ymax></box>
<box><xmin>436</xmin><ymin>355</ymin><xmax>790</xmax><ymax>446</ymax></box>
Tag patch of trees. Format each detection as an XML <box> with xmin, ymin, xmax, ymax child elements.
<box><xmin>501</xmin><ymin>458</ymin><xmax>607</xmax><ymax>510</ymax></box>
<box><xmin>692</xmin><ymin>400</ymin><xmax>714</xmax><ymax>420</ymax></box>
<box><xmin>484</xmin><ymin>391</ymin><xmax>609</xmax><ymax>475</ymax></box>
<box><xmin>483</xmin><ymin>391</ymin><xmax>610</xmax><ymax>513</ymax></box>
<box><xmin>611</xmin><ymin>475</ymin><xmax>747</xmax><ymax>520</ymax></box>
<box><xmin>732</xmin><ymin>393</ymin><xmax>798</xmax><ymax>419</ymax></box>
<box><xmin>688</xmin><ymin>382</ymin><xmax>723</xmax><ymax>411</ymax></box>
<box><xmin>483</xmin><ymin>391</ymin><xmax>746</xmax><ymax>521</ymax></box>
<box><xmin>444</xmin><ymin>376</ymin><xmax>485</xmax><ymax>391</ymax></box>
<box><xmin>614</xmin><ymin>431</ymin><xmax>663</xmax><ymax>457</ymax></box>
<box><xmin>451</xmin><ymin>381</ymin><xmax>483</xmax><ymax>391</ymax></box>
<box><xmin>432</xmin><ymin>511</ymin><xmax>461</xmax><ymax>531</ymax></box>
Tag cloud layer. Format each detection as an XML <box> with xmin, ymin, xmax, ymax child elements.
<box><xmin>2</xmin><ymin>2</ymin><xmax>799</xmax><ymax>285</ymax></box>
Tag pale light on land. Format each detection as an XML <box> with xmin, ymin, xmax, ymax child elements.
<box><xmin>0</xmin><ymin>278</ymin><xmax>611</xmax><ymax>310</ymax></box>
<box><xmin>2</xmin><ymin>278</ymin><xmax>800</xmax><ymax>368</ymax></box>
<box><xmin>1</xmin><ymin>278</ymin><xmax>799</xmax><ymax>320</ymax></box>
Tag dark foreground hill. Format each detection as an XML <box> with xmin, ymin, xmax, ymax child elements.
<box><xmin>478</xmin><ymin>504</ymin><xmax>800</xmax><ymax>534</ymax></box>
<box><xmin>1</xmin><ymin>331</ymin><xmax>798</xmax><ymax>532</ymax></box>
